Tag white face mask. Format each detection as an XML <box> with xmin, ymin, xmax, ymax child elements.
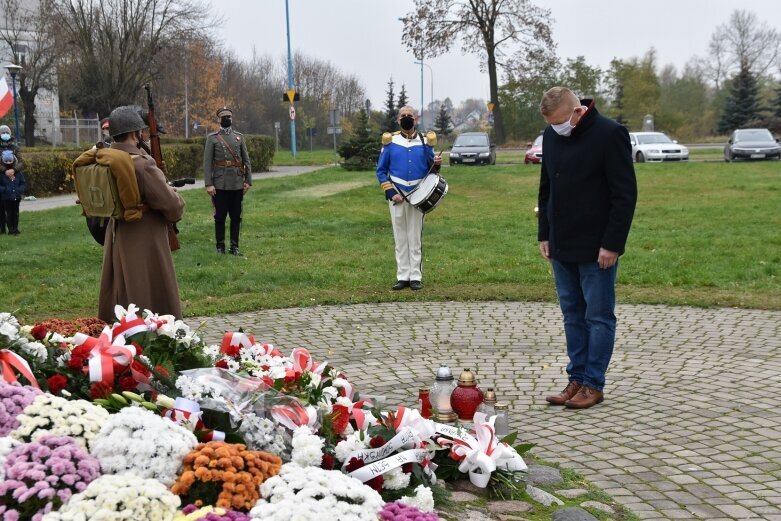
<box><xmin>551</xmin><ymin>106</ymin><xmax>588</xmax><ymax>137</ymax></box>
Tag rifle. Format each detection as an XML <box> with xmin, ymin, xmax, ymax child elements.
<box><xmin>144</xmin><ymin>83</ymin><xmax>181</xmax><ymax>252</ymax></box>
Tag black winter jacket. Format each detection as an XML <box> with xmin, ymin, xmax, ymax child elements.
<box><xmin>537</xmin><ymin>100</ymin><xmax>637</xmax><ymax>263</ymax></box>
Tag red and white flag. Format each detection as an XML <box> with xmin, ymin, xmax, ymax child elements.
<box><xmin>0</xmin><ymin>76</ymin><xmax>14</xmax><ymax>118</ymax></box>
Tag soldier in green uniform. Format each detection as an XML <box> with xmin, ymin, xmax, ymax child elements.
<box><xmin>203</xmin><ymin>106</ymin><xmax>251</xmax><ymax>255</ymax></box>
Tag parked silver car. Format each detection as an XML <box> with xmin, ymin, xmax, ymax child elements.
<box><xmin>449</xmin><ymin>132</ymin><xmax>496</xmax><ymax>165</ymax></box>
<box><xmin>629</xmin><ymin>132</ymin><xmax>689</xmax><ymax>162</ymax></box>
<box><xmin>724</xmin><ymin>128</ymin><xmax>781</xmax><ymax>161</ymax></box>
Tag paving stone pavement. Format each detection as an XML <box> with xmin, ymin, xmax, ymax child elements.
<box><xmin>196</xmin><ymin>301</ymin><xmax>781</xmax><ymax>520</ymax></box>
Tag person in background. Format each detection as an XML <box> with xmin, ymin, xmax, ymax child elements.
<box><xmin>0</xmin><ymin>124</ymin><xmax>21</xmax><ymax>234</ymax></box>
<box><xmin>376</xmin><ymin>105</ymin><xmax>440</xmax><ymax>291</ymax></box>
<box><xmin>203</xmin><ymin>106</ymin><xmax>251</xmax><ymax>256</ymax></box>
<box><xmin>0</xmin><ymin>149</ymin><xmax>26</xmax><ymax>235</ymax></box>
<box><xmin>537</xmin><ymin>86</ymin><xmax>637</xmax><ymax>410</ymax></box>
<box><xmin>98</xmin><ymin>118</ymin><xmax>112</xmax><ymax>148</ymax></box>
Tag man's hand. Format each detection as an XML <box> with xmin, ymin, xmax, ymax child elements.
<box><xmin>206</xmin><ymin>186</ymin><xmax>216</xmax><ymax>197</ymax></box>
<box><xmin>243</xmin><ymin>183</ymin><xmax>250</xmax><ymax>195</ymax></box>
<box><xmin>539</xmin><ymin>240</ymin><xmax>551</xmax><ymax>261</ymax></box>
<box><xmin>392</xmin><ymin>193</ymin><xmax>403</xmax><ymax>204</ymax></box>
<box><xmin>433</xmin><ymin>155</ymin><xmax>442</xmax><ymax>167</ymax></box>
<box><xmin>598</xmin><ymin>248</ymin><xmax>619</xmax><ymax>269</ymax></box>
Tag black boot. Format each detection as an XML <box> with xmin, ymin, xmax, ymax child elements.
<box><xmin>215</xmin><ymin>221</ymin><xmax>226</xmax><ymax>254</ymax></box>
<box><xmin>229</xmin><ymin>219</ymin><xmax>242</xmax><ymax>256</ymax></box>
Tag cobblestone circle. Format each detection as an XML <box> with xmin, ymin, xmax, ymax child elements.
<box><xmin>197</xmin><ymin>302</ymin><xmax>781</xmax><ymax>520</ymax></box>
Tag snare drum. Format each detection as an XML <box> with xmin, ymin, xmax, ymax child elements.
<box><xmin>407</xmin><ymin>173</ymin><xmax>448</xmax><ymax>214</ymax></box>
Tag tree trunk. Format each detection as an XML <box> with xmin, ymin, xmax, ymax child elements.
<box><xmin>487</xmin><ymin>48</ymin><xmax>505</xmax><ymax>144</ymax></box>
<box><xmin>20</xmin><ymin>89</ymin><xmax>37</xmax><ymax>147</ymax></box>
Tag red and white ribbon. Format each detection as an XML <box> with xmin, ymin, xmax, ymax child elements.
<box><xmin>220</xmin><ymin>332</ymin><xmax>256</xmax><ymax>355</ymax></box>
<box><xmin>0</xmin><ymin>349</ymin><xmax>40</xmax><ymax>388</ymax></box>
<box><xmin>162</xmin><ymin>397</ymin><xmax>225</xmax><ymax>441</ymax></box>
<box><xmin>111</xmin><ymin>304</ymin><xmax>150</xmax><ymax>338</ymax></box>
<box><xmin>73</xmin><ymin>326</ymin><xmax>136</xmax><ymax>386</ymax></box>
<box><xmin>270</xmin><ymin>401</ymin><xmax>318</xmax><ymax>431</ymax></box>
<box><xmin>291</xmin><ymin>347</ymin><xmax>327</xmax><ymax>375</ymax></box>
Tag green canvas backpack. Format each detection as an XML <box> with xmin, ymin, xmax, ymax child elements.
<box><xmin>74</xmin><ymin>162</ymin><xmax>124</xmax><ymax>220</ymax></box>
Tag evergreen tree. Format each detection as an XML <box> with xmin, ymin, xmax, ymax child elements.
<box><xmin>338</xmin><ymin>107</ymin><xmax>379</xmax><ymax>170</ymax></box>
<box><xmin>718</xmin><ymin>64</ymin><xmax>760</xmax><ymax>133</ymax></box>
<box><xmin>397</xmin><ymin>84</ymin><xmax>409</xmax><ymax>110</ymax></box>
<box><xmin>435</xmin><ymin>104</ymin><xmax>452</xmax><ymax>136</ymax></box>
<box><xmin>382</xmin><ymin>78</ymin><xmax>398</xmax><ymax>133</ymax></box>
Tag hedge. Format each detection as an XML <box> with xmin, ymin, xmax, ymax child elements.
<box><xmin>18</xmin><ymin>135</ymin><xmax>275</xmax><ymax>197</ymax></box>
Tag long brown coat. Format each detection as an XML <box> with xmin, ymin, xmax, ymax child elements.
<box><xmin>98</xmin><ymin>142</ymin><xmax>185</xmax><ymax>323</ymax></box>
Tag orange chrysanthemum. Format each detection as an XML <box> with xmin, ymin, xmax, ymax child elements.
<box><xmin>172</xmin><ymin>441</ymin><xmax>282</xmax><ymax>511</ymax></box>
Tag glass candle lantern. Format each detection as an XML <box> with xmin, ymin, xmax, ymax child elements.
<box><xmin>476</xmin><ymin>387</ymin><xmax>497</xmax><ymax>417</ymax></box>
<box><xmin>450</xmin><ymin>368</ymin><xmax>483</xmax><ymax>422</ymax></box>
<box><xmin>494</xmin><ymin>403</ymin><xmax>509</xmax><ymax>438</ymax></box>
<box><xmin>430</xmin><ymin>365</ymin><xmax>457</xmax><ymax>422</ymax></box>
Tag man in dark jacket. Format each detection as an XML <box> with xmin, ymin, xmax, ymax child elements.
<box><xmin>537</xmin><ymin>86</ymin><xmax>637</xmax><ymax>409</ymax></box>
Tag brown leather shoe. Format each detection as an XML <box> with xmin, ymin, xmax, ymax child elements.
<box><xmin>545</xmin><ymin>381</ymin><xmax>582</xmax><ymax>406</ymax></box>
<box><xmin>564</xmin><ymin>385</ymin><xmax>604</xmax><ymax>409</ymax></box>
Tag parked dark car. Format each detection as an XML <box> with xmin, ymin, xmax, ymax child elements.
<box><xmin>524</xmin><ymin>134</ymin><xmax>543</xmax><ymax>164</ymax></box>
<box><xmin>449</xmin><ymin>132</ymin><xmax>496</xmax><ymax>165</ymax></box>
<box><xmin>724</xmin><ymin>128</ymin><xmax>781</xmax><ymax>162</ymax></box>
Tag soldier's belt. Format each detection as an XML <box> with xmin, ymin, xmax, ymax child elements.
<box><xmin>214</xmin><ymin>160</ymin><xmax>243</xmax><ymax>168</ymax></box>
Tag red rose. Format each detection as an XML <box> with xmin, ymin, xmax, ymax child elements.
<box><xmin>47</xmin><ymin>374</ymin><xmax>69</xmax><ymax>394</ymax></box>
<box><xmin>90</xmin><ymin>382</ymin><xmax>112</xmax><ymax>399</ymax></box>
<box><xmin>70</xmin><ymin>345</ymin><xmax>91</xmax><ymax>360</ymax></box>
<box><xmin>320</xmin><ymin>454</ymin><xmax>335</xmax><ymax>470</ymax></box>
<box><xmin>369</xmin><ymin>435</ymin><xmax>385</xmax><ymax>449</ymax></box>
<box><xmin>402</xmin><ymin>463</ymin><xmax>413</xmax><ymax>474</ymax></box>
<box><xmin>68</xmin><ymin>355</ymin><xmax>85</xmax><ymax>371</ymax></box>
<box><xmin>31</xmin><ymin>324</ymin><xmax>48</xmax><ymax>341</ymax></box>
<box><xmin>215</xmin><ymin>360</ymin><xmax>229</xmax><ymax>369</ymax></box>
<box><xmin>345</xmin><ymin>457</ymin><xmax>365</xmax><ymax>473</ymax></box>
<box><xmin>119</xmin><ymin>376</ymin><xmax>137</xmax><ymax>391</ymax></box>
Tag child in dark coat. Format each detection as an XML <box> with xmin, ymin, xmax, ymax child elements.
<box><xmin>0</xmin><ymin>149</ymin><xmax>26</xmax><ymax>235</ymax></box>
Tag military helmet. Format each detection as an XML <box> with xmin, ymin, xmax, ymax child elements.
<box><xmin>108</xmin><ymin>105</ymin><xmax>147</xmax><ymax>138</ymax></box>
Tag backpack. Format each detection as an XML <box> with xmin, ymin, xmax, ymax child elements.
<box><xmin>73</xmin><ymin>162</ymin><xmax>124</xmax><ymax>219</ymax></box>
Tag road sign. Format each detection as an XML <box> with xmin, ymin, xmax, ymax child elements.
<box><xmin>329</xmin><ymin>109</ymin><xmax>340</xmax><ymax>126</ymax></box>
<box><xmin>282</xmin><ymin>90</ymin><xmax>300</xmax><ymax>102</ymax></box>
<box><xmin>327</xmin><ymin>126</ymin><xmax>342</xmax><ymax>135</ymax></box>
<box><xmin>487</xmin><ymin>113</ymin><xmax>494</xmax><ymax>125</ymax></box>
<box><xmin>487</xmin><ymin>102</ymin><xmax>495</xmax><ymax>112</ymax></box>
<box><xmin>193</xmin><ymin>122</ymin><xmax>198</xmax><ymax>129</ymax></box>
<box><xmin>289</xmin><ymin>106</ymin><xmax>296</xmax><ymax>120</ymax></box>
<box><xmin>274</xmin><ymin>121</ymin><xmax>281</xmax><ymax>130</ymax></box>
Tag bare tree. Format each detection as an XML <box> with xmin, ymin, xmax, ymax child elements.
<box><xmin>55</xmin><ymin>0</ymin><xmax>212</xmax><ymax>116</ymax></box>
<box><xmin>401</xmin><ymin>0</ymin><xmax>554</xmax><ymax>144</ymax></box>
<box><xmin>0</xmin><ymin>0</ymin><xmax>64</xmax><ymax>146</ymax></box>
<box><xmin>707</xmin><ymin>10</ymin><xmax>780</xmax><ymax>88</ymax></box>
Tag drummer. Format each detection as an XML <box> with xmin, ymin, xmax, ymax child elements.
<box><xmin>376</xmin><ymin>106</ymin><xmax>441</xmax><ymax>291</ymax></box>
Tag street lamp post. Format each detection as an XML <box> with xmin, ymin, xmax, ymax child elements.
<box><xmin>285</xmin><ymin>0</ymin><xmax>297</xmax><ymax>158</ymax></box>
<box><xmin>5</xmin><ymin>64</ymin><xmax>22</xmax><ymax>145</ymax></box>
<box><xmin>414</xmin><ymin>61</ymin><xmax>433</xmax><ymax>131</ymax></box>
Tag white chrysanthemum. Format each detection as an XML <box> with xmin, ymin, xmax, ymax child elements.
<box><xmin>0</xmin><ymin>436</ymin><xmax>20</xmax><ymax>480</ymax></box>
<box><xmin>382</xmin><ymin>465</ymin><xmax>411</xmax><ymax>490</ymax></box>
<box><xmin>240</xmin><ymin>413</ymin><xmax>290</xmax><ymax>460</ymax></box>
<box><xmin>334</xmin><ymin>431</ymin><xmax>368</xmax><ymax>463</ymax></box>
<box><xmin>175</xmin><ymin>375</ymin><xmax>206</xmax><ymax>401</ymax></box>
<box><xmin>202</xmin><ymin>344</ymin><xmax>221</xmax><ymax>361</ymax></box>
<box><xmin>399</xmin><ymin>484</ymin><xmax>436</xmax><ymax>512</ymax></box>
<box><xmin>10</xmin><ymin>393</ymin><xmax>109</xmax><ymax>451</ymax></box>
<box><xmin>91</xmin><ymin>407</ymin><xmax>198</xmax><ymax>486</ymax></box>
<box><xmin>250</xmin><ymin>463</ymin><xmax>383</xmax><ymax>521</ymax></box>
<box><xmin>20</xmin><ymin>340</ymin><xmax>47</xmax><ymax>363</ymax></box>
<box><xmin>290</xmin><ymin>425</ymin><xmax>323</xmax><ymax>467</ymax></box>
<box><xmin>41</xmin><ymin>473</ymin><xmax>181</xmax><ymax>521</ymax></box>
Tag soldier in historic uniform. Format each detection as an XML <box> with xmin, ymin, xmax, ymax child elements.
<box><xmin>203</xmin><ymin>106</ymin><xmax>251</xmax><ymax>255</ymax></box>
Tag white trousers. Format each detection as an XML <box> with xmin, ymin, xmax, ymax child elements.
<box><xmin>389</xmin><ymin>200</ymin><xmax>424</xmax><ymax>281</ymax></box>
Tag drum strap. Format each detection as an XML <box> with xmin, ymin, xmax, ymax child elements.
<box><xmin>393</xmin><ymin>133</ymin><xmax>436</xmax><ymax>207</ymax></box>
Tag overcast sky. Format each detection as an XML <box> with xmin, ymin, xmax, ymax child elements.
<box><xmin>214</xmin><ymin>0</ymin><xmax>780</xmax><ymax>110</ymax></box>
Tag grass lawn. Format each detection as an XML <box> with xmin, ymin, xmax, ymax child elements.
<box><xmin>273</xmin><ymin>148</ymin><xmax>340</xmax><ymax>166</ymax></box>
<box><xmin>2</xmin><ymin>161</ymin><xmax>779</xmax><ymax>322</ymax></box>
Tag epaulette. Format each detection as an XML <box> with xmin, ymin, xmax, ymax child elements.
<box><xmin>425</xmin><ymin>131</ymin><xmax>437</xmax><ymax>147</ymax></box>
<box><xmin>382</xmin><ymin>132</ymin><xmax>393</xmax><ymax>145</ymax></box>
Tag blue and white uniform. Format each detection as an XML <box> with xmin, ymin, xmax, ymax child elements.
<box><xmin>376</xmin><ymin>131</ymin><xmax>436</xmax><ymax>283</ymax></box>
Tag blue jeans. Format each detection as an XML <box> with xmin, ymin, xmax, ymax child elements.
<box><xmin>551</xmin><ymin>259</ymin><xmax>618</xmax><ymax>391</ymax></box>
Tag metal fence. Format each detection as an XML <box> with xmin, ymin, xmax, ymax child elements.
<box><xmin>49</xmin><ymin>118</ymin><xmax>101</xmax><ymax>147</ymax></box>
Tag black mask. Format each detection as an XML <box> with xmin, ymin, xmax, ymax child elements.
<box><xmin>400</xmin><ymin>116</ymin><xmax>415</xmax><ymax>131</ymax></box>
<box><xmin>220</xmin><ymin>117</ymin><xmax>232</xmax><ymax>128</ymax></box>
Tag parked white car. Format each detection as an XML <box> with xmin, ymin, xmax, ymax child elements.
<box><xmin>628</xmin><ymin>132</ymin><xmax>689</xmax><ymax>163</ymax></box>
